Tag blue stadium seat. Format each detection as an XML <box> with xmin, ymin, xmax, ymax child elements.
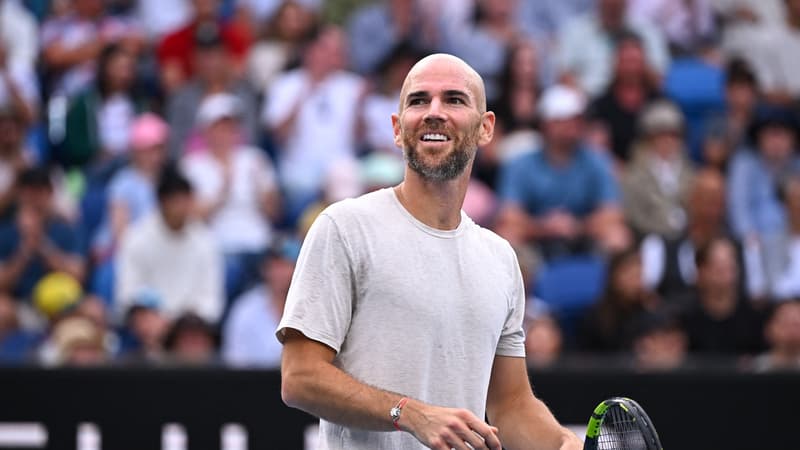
<box><xmin>664</xmin><ymin>56</ymin><xmax>726</xmax><ymax>161</ymax></box>
<box><xmin>533</xmin><ymin>254</ymin><xmax>607</xmax><ymax>334</ymax></box>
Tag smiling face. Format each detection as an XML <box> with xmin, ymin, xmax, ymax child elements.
<box><xmin>392</xmin><ymin>54</ymin><xmax>495</xmax><ymax>182</ymax></box>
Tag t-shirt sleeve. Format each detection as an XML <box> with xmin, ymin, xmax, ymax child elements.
<box><xmin>275</xmin><ymin>212</ymin><xmax>355</xmax><ymax>353</ymax></box>
<box><xmin>495</xmin><ymin>247</ymin><xmax>527</xmax><ymax>357</ymax></box>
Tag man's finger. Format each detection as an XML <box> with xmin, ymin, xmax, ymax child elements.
<box><xmin>466</xmin><ymin>421</ymin><xmax>501</xmax><ymax>450</ymax></box>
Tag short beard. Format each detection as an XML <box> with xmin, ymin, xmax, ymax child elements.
<box><xmin>404</xmin><ymin>145</ymin><xmax>474</xmax><ymax>182</ymax></box>
<box><xmin>402</xmin><ymin>125</ymin><xmax>480</xmax><ymax>182</ymax></box>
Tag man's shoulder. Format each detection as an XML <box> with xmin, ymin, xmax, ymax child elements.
<box><xmin>320</xmin><ymin>189</ymin><xmax>394</xmax><ymax>223</ymax></box>
<box><xmin>504</xmin><ymin>149</ymin><xmax>542</xmax><ymax>169</ymax></box>
<box><xmin>465</xmin><ymin>218</ymin><xmax>518</xmax><ymax>264</ymax></box>
<box><xmin>574</xmin><ymin>146</ymin><xmax>614</xmax><ymax>170</ymax></box>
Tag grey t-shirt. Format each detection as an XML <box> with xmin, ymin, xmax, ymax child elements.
<box><xmin>277</xmin><ymin>188</ymin><xmax>527</xmax><ymax>450</ymax></box>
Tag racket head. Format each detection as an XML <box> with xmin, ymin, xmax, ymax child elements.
<box><xmin>583</xmin><ymin>397</ymin><xmax>663</xmax><ymax>450</ymax></box>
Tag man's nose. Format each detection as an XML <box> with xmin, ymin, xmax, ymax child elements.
<box><xmin>423</xmin><ymin>98</ymin><xmax>445</xmax><ymax>122</ymax></box>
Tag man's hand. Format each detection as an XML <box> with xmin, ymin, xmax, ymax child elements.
<box><xmin>399</xmin><ymin>399</ymin><xmax>502</xmax><ymax>450</ymax></box>
<box><xmin>16</xmin><ymin>205</ymin><xmax>44</xmax><ymax>252</ymax></box>
<box><xmin>541</xmin><ymin>210</ymin><xmax>581</xmax><ymax>239</ymax></box>
<box><xmin>558</xmin><ymin>431</ymin><xmax>583</xmax><ymax>450</ymax></box>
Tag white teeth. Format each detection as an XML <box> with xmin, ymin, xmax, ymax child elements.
<box><xmin>422</xmin><ymin>133</ymin><xmax>448</xmax><ymax>141</ymax></box>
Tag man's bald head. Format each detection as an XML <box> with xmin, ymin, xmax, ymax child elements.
<box><xmin>398</xmin><ymin>53</ymin><xmax>487</xmax><ymax>114</ymax></box>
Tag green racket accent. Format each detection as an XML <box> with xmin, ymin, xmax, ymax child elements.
<box><xmin>585</xmin><ymin>401</ymin><xmax>612</xmax><ymax>439</ymax></box>
<box><xmin>583</xmin><ymin>397</ymin><xmax>663</xmax><ymax>450</ymax></box>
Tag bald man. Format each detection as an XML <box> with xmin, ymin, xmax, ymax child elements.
<box><xmin>277</xmin><ymin>54</ymin><xmax>582</xmax><ymax>450</ymax></box>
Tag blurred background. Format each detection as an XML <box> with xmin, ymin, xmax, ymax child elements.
<box><xmin>0</xmin><ymin>0</ymin><xmax>799</xmax><ymax>448</ymax></box>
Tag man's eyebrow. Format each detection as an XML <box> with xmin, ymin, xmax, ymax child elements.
<box><xmin>443</xmin><ymin>90</ymin><xmax>471</xmax><ymax>103</ymax></box>
<box><xmin>406</xmin><ymin>91</ymin><xmax>429</xmax><ymax>102</ymax></box>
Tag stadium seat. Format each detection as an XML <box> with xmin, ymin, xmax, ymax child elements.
<box><xmin>533</xmin><ymin>254</ymin><xmax>607</xmax><ymax>335</ymax></box>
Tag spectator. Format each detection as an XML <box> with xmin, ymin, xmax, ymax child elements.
<box><xmin>577</xmin><ymin>248</ymin><xmax>661</xmax><ymax>352</ymax></box>
<box><xmin>0</xmin><ymin>168</ymin><xmax>85</xmax><ymax>299</ymax></box>
<box><xmin>587</xmin><ymin>32</ymin><xmax>661</xmax><ymax>164</ymax></box>
<box><xmin>222</xmin><ymin>236</ymin><xmax>299</xmax><ymax>368</ymax></box>
<box><xmin>119</xmin><ymin>288</ymin><xmax>169</xmax><ymax>362</ymax></box>
<box><xmin>517</xmin><ymin>0</ymin><xmax>595</xmax><ymax>40</ymax></box>
<box><xmin>361</xmin><ymin>42</ymin><xmax>420</xmax><ymax>156</ymax></box>
<box><xmin>740</xmin><ymin>0</ymin><xmax>800</xmax><ymax>105</ymax></box>
<box><xmin>640</xmin><ymin>169</ymin><xmax>731</xmax><ymax>301</ymax></box>
<box><xmin>245</xmin><ymin>0</ymin><xmax>318</xmax><ymax>94</ymax></box>
<box><xmin>751</xmin><ymin>299</ymin><xmax>800</xmax><ymax>371</ymax></box>
<box><xmin>41</xmin><ymin>0</ymin><xmax>145</xmax><ymax>98</ymax></box>
<box><xmin>556</xmin><ymin>0</ymin><xmax>669</xmax><ymax>98</ymax></box>
<box><xmin>296</xmin><ymin>157</ymin><xmax>363</xmax><ymax>238</ymax></box>
<box><xmin>166</xmin><ymin>20</ymin><xmax>260</xmax><ymax>157</ymax></box>
<box><xmin>262</xmin><ymin>25</ymin><xmax>366</xmax><ymax>224</ymax></box>
<box><xmin>0</xmin><ymin>106</ymin><xmax>36</xmax><ymax>217</ymax></box>
<box><xmin>156</xmin><ymin>0</ymin><xmax>251</xmax><ymax>94</ymax></box>
<box><xmin>346</xmin><ymin>0</ymin><xmax>435</xmax><ymax>75</ymax></box>
<box><xmin>681</xmin><ymin>236</ymin><xmax>766</xmax><ymax>356</ymax></box>
<box><xmin>182</xmin><ymin>93</ymin><xmax>280</xmax><ymax>299</ymax></box>
<box><xmin>32</xmin><ymin>272</ymin><xmax>112</xmax><ymax>365</ymax></box>
<box><xmin>627</xmin><ymin>0</ymin><xmax>716</xmax><ymax>54</ymax></box>
<box><xmin>0</xmin><ymin>292</ymin><xmax>40</xmax><ymax>362</ymax></box>
<box><xmin>236</xmin><ymin>0</ymin><xmax>288</xmax><ymax>27</ymax></box>
<box><xmin>115</xmin><ymin>166</ymin><xmax>224</xmax><ymax>324</ymax></box>
<box><xmin>0</xmin><ymin>42</ymin><xmax>40</xmax><ymax>127</ymax></box>
<box><xmin>442</xmin><ymin>0</ymin><xmax>544</xmax><ymax>103</ymax></box>
<box><xmin>728</xmin><ymin>106</ymin><xmax>800</xmax><ymax>298</ymax></box>
<box><xmin>774</xmin><ymin>174</ymin><xmax>800</xmax><ymax>299</ymax></box>
<box><xmin>622</xmin><ymin>100</ymin><xmax>695</xmax><ymax>240</ymax></box>
<box><xmin>629</xmin><ymin>308</ymin><xmax>688</xmax><ymax>371</ymax></box>
<box><xmin>136</xmin><ymin>0</ymin><xmax>191</xmax><ymax>41</ymax></box>
<box><xmin>497</xmin><ymin>84</ymin><xmax>630</xmax><ymax>260</ymax></box>
<box><xmin>715</xmin><ymin>0</ymin><xmax>789</xmax><ymax>86</ymax></box>
<box><xmin>701</xmin><ymin>58</ymin><xmax>760</xmax><ymax>170</ymax></box>
<box><xmin>0</xmin><ymin>0</ymin><xmax>39</xmax><ymax>70</ymax></box>
<box><xmin>163</xmin><ymin>312</ymin><xmax>218</xmax><ymax>364</ymax></box>
<box><xmin>523</xmin><ymin>305</ymin><xmax>564</xmax><ymax>368</ymax></box>
<box><xmin>60</xmin><ymin>43</ymin><xmax>146</xmax><ymax>170</ymax></box>
<box><xmin>43</xmin><ymin>314</ymin><xmax>108</xmax><ymax>365</ymax></box>
<box><xmin>91</xmin><ymin>113</ymin><xmax>169</xmax><ymax>263</ymax></box>
<box><xmin>492</xmin><ymin>37</ymin><xmax>543</xmax><ymax>158</ymax></box>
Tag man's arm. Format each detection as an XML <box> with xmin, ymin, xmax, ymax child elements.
<box><xmin>486</xmin><ymin>356</ymin><xmax>581</xmax><ymax>450</ymax></box>
<box><xmin>280</xmin><ymin>328</ymin><xmax>502</xmax><ymax>450</ymax></box>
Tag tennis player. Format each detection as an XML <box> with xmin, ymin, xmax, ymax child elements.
<box><xmin>277</xmin><ymin>53</ymin><xmax>582</xmax><ymax>450</ymax></box>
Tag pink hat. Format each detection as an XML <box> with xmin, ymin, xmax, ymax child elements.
<box><xmin>130</xmin><ymin>113</ymin><xmax>169</xmax><ymax>151</ymax></box>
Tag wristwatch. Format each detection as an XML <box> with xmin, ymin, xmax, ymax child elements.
<box><xmin>390</xmin><ymin>397</ymin><xmax>408</xmax><ymax>431</ymax></box>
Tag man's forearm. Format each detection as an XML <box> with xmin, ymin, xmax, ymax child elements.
<box><xmin>282</xmin><ymin>355</ymin><xmax>402</xmax><ymax>431</ymax></box>
<box><xmin>491</xmin><ymin>393</ymin><xmax>579</xmax><ymax>450</ymax></box>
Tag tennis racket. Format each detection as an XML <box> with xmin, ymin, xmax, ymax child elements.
<box><xmin>583</xmin><ymin>397</ymin><xmax>663</xmax><ymax>450</ymax></box>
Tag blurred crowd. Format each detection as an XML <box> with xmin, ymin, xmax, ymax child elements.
<box><xmin>0</xmin><ymin>0</ymin><xmax>799</xmax><ymax>373</ymax></box>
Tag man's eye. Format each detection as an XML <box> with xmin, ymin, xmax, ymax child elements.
<box><xmin>409</xmin><ymin>98</ymin><xmax>427</xmax><ymax>105</ymax></box>
<box><xmin>448</xmin><ymin>97</ymin><xmax>465</xmax><ymax>104</ymax></box>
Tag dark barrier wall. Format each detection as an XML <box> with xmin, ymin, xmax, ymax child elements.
<box><xmin>1</xmin><ymin>367</ymin><xmax>797</xmax><ymax>450</ymax></box>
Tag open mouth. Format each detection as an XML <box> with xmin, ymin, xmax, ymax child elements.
<box><xmin>420</xmin><ymin>133</ymin><xmax>451</xmax><ymax>142</ymax></box>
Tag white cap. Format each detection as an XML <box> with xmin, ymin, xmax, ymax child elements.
<box><xmin>196</xmin><ymin>93</ymin><xmax>241</xmax><ymax>128</ymax></box>
<box><xmin>639</xmin><ymin>100</ymin><xmax>684</xmax><ymax>135</ymax></box>
<box><xmin>538</xmin><ymin>84</ymin><xmax>586</xmax><ymax>121</ymax></box>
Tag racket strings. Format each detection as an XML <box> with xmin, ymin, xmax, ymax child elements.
<box><xmin>596</xmin><ymin>405</ymin><xmax>647</xmax><ymax>450</ymax></box>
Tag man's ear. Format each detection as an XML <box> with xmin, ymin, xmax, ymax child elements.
<box><xmin>392</xmin><ymin>113</ymin><xmax>402</xmax><ymax>148</ymax></box>
<box><xmin>478</xmin><ymin>111</ymin><xmax>496</xmax><ymax>146</ymax></box>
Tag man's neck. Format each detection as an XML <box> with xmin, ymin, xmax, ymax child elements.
<box><xmin>544</xmin><ymin>144</ymin><xmax>576</xmax><ymax>166</ymax></box>
<box><xmin>394</xmin><ymin>168</ymin><xmax>471</xmax><ymax>230</ymax></box>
